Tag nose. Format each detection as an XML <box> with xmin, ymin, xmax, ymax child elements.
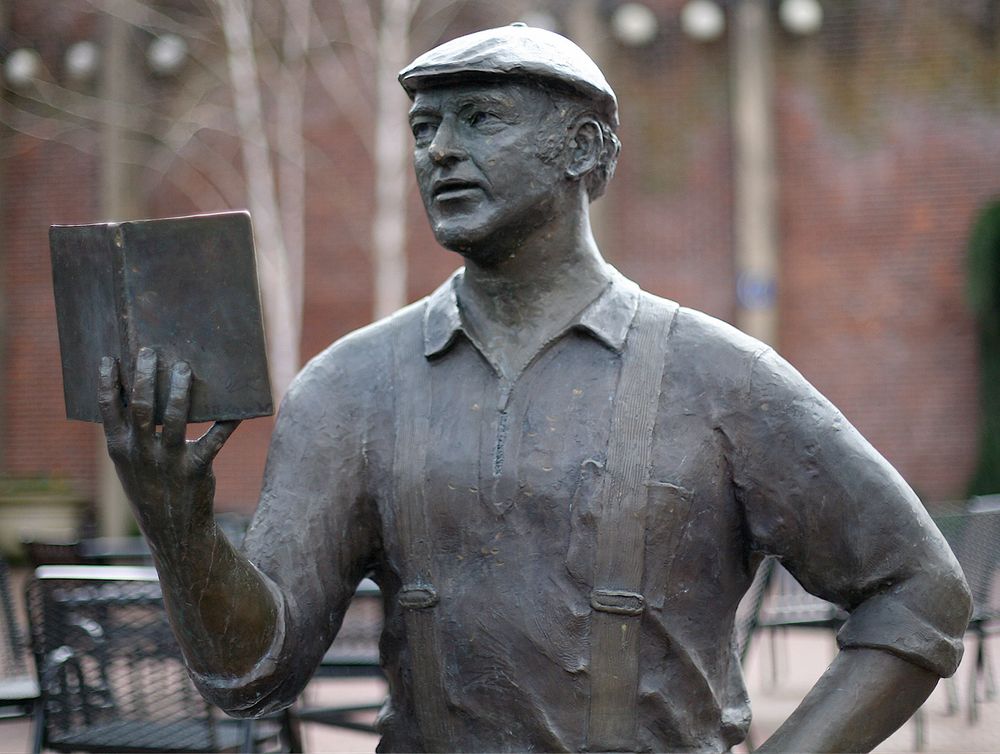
<box><xmin>428</xmin><ymin>119</ymin><xmax>464</xmax><ymax>165</ymax></box>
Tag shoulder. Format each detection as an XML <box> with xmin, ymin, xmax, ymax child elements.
<box><xmin>637</xmin><ymin>292</ymin><xmax>770</xmax><ymax>398</ymax></box>
<box><xmin>667</xmin><ymin>302</ymin><xmax>769</xmax><ymax>364</ymax></box>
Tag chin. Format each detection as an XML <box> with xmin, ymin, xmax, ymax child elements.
<box><xmin>432</xmin><ymin>219</ymin><xmax>493</xmax><ymax>258</ymax></box>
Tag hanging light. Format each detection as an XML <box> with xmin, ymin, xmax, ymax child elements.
<box><xmin>3</xmin><ymin>48</ymin><xmax>43</xmax><ymax>89</ymax></box>
<box><xmin>65</xmin><ymin>41</ymin><xmax>101</xmax><ymax>83</ymax></box>
<box><xmin>779</xmin><ymin>0</ymin><xmax>824</xmax><ymax>35</ymax></box>
<box><xmin>147</xmin><ymin>33</ymin><xmax>188</xmax><ymax>76</ymax></box>
<box><xmin>612</xmin><ymin>3</ymin><xmax>660</xmax><ymax>47</ymax></box>
<box><xmin>680</xmin><ymin>0</ymin><xmax>726</xmax><ymax>43</ymax></box>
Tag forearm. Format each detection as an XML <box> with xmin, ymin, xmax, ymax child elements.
<box><xmin>757</xmin><ymin>647</ymin><xmax>938</xmax><ymax>753</ymax></box>
<box><xmin>149</xmin><ymin>515</ymin><xmax>279</xmax><ymax>680</ymax></box>
<box><xmin>100</xmin><ymin>350</ymin><xmax>277</xmax><ymax>679</ymax></box>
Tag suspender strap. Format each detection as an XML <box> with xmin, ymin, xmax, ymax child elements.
<box><xmin>587</xmin><ymin>296</ymin><xmax>677</xmax><ymax>752</ymax></box>
<box><xmin>393</xmin><ymin>316</ymin><xmax>454</xmax><ymax>752</ymax></box>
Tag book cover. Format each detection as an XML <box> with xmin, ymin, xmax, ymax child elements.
<box><xmin>50</xmin><ymin>210</ymin><xmax>273</xmax><ymax>424</ymax></box>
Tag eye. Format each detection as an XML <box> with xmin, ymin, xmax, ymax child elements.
<box><xmin>468</xmin><ymin>110</ymin><xmax>499</xmax><ymax>128</ymax></box>
<box><xmin>411</xmin><ymin>121</ymin><xmax>437</xmax><ymax>145</ymax></box>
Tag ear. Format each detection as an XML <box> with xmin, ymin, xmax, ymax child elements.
<box><xmin>565</xmin><ymin>117</ymin><xmax>603</xmax><ymax>182</ymax></box>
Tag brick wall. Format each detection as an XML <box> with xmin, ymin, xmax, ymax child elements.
<box><xmin>773</xmin><ymin>3</ymin><xmax>997</xmax><ymax>501</ymax></box>
<box><xmin>1</xmin><ymin>0</ymin><xmax>994</xmax><ymax>516</ymax></box>
<box><xmin>2</xmin><ymin>136</ymin><xmax>101</xmax><ymax>494</ymax></box>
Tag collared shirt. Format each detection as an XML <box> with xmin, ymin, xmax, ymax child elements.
<box><xmin>196</xmin><ymin>268</ymin><xmax>970</xmax><ymax>753</ymax></box>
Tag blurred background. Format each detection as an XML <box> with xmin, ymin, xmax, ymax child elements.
<box><xmin>1</xmin><ymin>1</ymin><xmax>999</xmax><ymax>752</ymax></box>
<box><xmin>1</xmin><ymin>0</ymin><xmax>998</xmax><ymax>535</ymax></box>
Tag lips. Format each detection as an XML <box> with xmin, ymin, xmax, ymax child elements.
<box><xmin>432</xmin><ymin>178</ymin><xmax>483</xmax><ymax>201</ymax></box>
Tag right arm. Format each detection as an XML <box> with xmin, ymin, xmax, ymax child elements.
<box><xmin>100</xmin><ymin>349</ymin><xmax>275</xmax><ymax>681</ymax></box>
<box><xmin>99</xmin><ymin>344</ymin><xmax>377</xmax><ymax>714</ymax></box>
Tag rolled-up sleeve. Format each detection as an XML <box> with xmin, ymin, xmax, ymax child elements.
<box><xmin>189</xmin><ymin>571</ymin><xmax>292</xmax><ymax>714</ymax></box>
<box><xmin>191</xmin><ymin>338</ymin><xmax>383</xmax><ymax>715</ymax></box>
<box><xmin>730</xmin><ymin>347</ymin><xmax>972</xmax><ymax>678</ymax></box>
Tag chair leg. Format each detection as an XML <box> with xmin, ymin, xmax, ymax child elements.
<box><xmin>30</xmin><ymin>700</ymin><xmax>45</xmax><ymax>754</ymax></box>
<box><xmin>984</xmin><ymin>639</ymin><xmax>996</xmax><ymax>701</ymax></box>
<box><xmin>282</xmin><ymin>708</ymin><xmax>303</xmax><ymax>753</ymax></box>
<box><xmin>944</xmin><ymin>674</ymin><xmax>959</xmax><ymax>716</ymax></box>
<box><xmin>912</xmin><ymin>706</ymin><xmax>925</xmax><ymax>752</ymax></box>
<box><xmin>241</xmin><ymin>718</ymin><xmax>256</xmax><ymax>753</ymax></box>
<box><xmin>968</xmin><ymin>631</ymin><xmax>984</xmax><ymax>725</ymax></box>
<box><xmin>768</xmin><ymin>627</ymin><xmax>782</xmax><ymax>689</ymax></box>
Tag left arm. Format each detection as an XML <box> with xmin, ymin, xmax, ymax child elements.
<box><xmin>731</xmin><ymin>347</ymin><xmax>972</xmax><ymax>753</ymax></box>
<box><xmin>757</xmin><ymin>648</ymin><xmax>936</xmax><ymax>753</ymax></box>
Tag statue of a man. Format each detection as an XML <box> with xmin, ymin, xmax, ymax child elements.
<box><xmin>99</xmin><ymin>24</ymin><xmax>971</xmax><ymax>753</ymax></box>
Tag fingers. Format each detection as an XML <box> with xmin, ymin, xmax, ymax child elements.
<box><xmin>102</xmin><ymin>347</ymin><xmax>238</xmax><ymax>472</ymax></box>
<box><xmin>193</xmin><ymin>420</ymin><xmax>241</xmax><ymax>466</ymax></box>
<box><xmin>161</xmin><ymin>362</ymin><xmax>192</xmax><ymax>450</ymax></box>
<box><xmin>98</xmin><ymin>356</ymin><xmax>128</xmax><ymax>450</ymax></box>
<box><xmin>131</xmin><ymin>347</ymin><xmax>158</xmax><ymax>435</ymax></box>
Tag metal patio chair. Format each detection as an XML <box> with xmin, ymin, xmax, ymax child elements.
<box><xmin>294</xmin><ymin>579</ymin><xmax>384</xmax><ymax>734</ymax></box>
<box><xmin>734</xmin><ymin>556</ymin><xmax>777</xmax><ymax>664</ymax></box>
<box><xmin>0</xmin><ymin>554</ymin><xmax>38</xmax><ymax>722</ymax></box>
<box><xmin>26</xmin><ymin>565</ymin><xmax>296</xmax><ymax>753</ymax></box>
<box><xmin>933</xmin><ymin>496</ymin><xmax>1000</xmax><ymax>724</ymax></box>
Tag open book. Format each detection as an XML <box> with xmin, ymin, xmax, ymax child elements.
<box><xmin>50</xmin><ymin>210</ymin><xmax>273</xmax><ymax>424</ymax></box>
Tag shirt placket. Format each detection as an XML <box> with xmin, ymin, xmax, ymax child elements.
<box><xmin>477</xmin><ymin>372</ymin><xmax>522</xmax><ymax>515</ymax></box>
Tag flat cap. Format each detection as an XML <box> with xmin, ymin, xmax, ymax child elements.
<box><xmin>399</xmin><ymin>23</ymin><xmax>619</xmax><ymax>128</ymax></box>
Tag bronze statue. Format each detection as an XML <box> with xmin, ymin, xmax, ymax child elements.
<box><xmin>99</xmin><ymin>24</ymin><xmax>971</xmax><ymax>753</ymax></box>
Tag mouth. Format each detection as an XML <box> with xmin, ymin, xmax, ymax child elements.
<box><xmin>432</xmin><ymin>178</ymin><xmax>483</xmax><ymax>201</ymax></box>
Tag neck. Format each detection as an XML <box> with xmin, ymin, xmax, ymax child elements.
<box><xmin>457</xmin><ymin>200</ymin><xmax>611</xmax><ymax>331</ymax></box>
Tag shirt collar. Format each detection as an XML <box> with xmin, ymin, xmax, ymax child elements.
<box><xmin>423</xmin><ymin>266</ymin><xmax>640</xmax><ymax>359</ymax></box>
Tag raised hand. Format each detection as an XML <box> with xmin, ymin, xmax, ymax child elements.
<box><xmin>98</xmin><ymin>347</ymin><xmax>240</xmax><ymax>550</ymax></box>
<box><xmin>97</xmin><ymin>347</ymin><xmax>279</xmax><ymax>678</ymax></box>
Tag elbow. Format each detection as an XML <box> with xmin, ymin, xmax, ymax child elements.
<box><xmin>194</xmin><ymin>671</ymin><xmax>298</xmax><ymax>720</ymax></box>
<box><xmin>950</xmin><ymin>566</ymin><xmax>974</xmax><ymax>634</ymax></box>
<box><xmin>924</xmin><ymin>558</ymin><xmax>973</xmax><ymax>644</ymax></box>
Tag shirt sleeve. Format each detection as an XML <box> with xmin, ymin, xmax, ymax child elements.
<box><xmin>730</xmin><ymin>347</ymin><xmax>972</xmax><ymax>678</ymax></box>
<box><xmin>190</xmin><ymin>340</ymin><xmax>383</xmax><ymax>716</ymax></box>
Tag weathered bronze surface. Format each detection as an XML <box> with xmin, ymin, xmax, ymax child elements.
<box><xmin>95</xmin><ymin>24</ymin><xmax>971</xmax><ymax>754</ymax></box>
<box><xmin>51</xmin><ymin>211</ymin><xmax>272</xmax><ymax>424</ymax></box>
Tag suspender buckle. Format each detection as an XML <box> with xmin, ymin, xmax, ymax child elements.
<box><xmin>590</xmin><ymin>588</ymin><xmax>645</xmax><ymax>616</ymax></box>
<box><xmin>399</xmin><ymin>584</ymin><xmax>439</xmax><ymax>609</ymax></box>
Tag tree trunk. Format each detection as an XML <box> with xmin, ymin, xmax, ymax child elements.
<box><xmin>276</xmin><ymin>0</ymin><xmax>310</xmax><ymax>343</ymax></box>
<box><xmin>217</xmin><ymin>0</ymin><xmax>300</xmax><ymax>401</ymax></box>
<box><xmin>371</xmin><ymin>0</ymin><xmax>413</xmax><ymax>320</ymax></box>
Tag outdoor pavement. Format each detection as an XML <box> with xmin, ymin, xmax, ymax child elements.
<box><xmin>3</xmin><ymin>605</ymin><xmax>997</xmax><ymax>752</ymax></box>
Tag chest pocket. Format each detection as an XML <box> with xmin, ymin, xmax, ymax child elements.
<box><xmin>643</xmin><ymin>480</ymin><xmax>696</xmax><ymax>609</ymax></box>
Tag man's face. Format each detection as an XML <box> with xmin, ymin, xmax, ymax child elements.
<box><xmin>409</xmin><ymin>80</ymin><xmax>569</xmax><ymax>264</ymax></box>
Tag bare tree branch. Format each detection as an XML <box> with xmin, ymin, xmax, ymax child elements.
<box><xmin>411</xmin><ymin>0</ymin><xmax>465</xmax><ymax>40</ymax></box>
<box><xmin>306</xmin><ymin>4</ymin><xmax>375</xmax><ymax>153</ymax></box>
<box><xmin>83</xmin><ymin>0</ymin><xmax>218</xmax><ymax>43</ymax></box>
<box><xmin>340</xmin><ymin>0</ymin><xmax>379</xmax><ymax>63</ymax></box>
<box><xmin>217</xmin><ymin>0</ymin><xmax>299</xmax><ymax>399</ymax></box>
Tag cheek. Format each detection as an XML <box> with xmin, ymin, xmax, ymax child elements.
<box><xmin>413</xmin><ymin>157</ymin><xmax>435</xmax><ymax>199</ymax></box>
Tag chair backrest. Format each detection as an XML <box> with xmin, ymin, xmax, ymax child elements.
<box><xmin>0</xmin><ymin>555</ymin><xmax>30</xmax><ymax>678</ymax></box>
<box><xmin>1</xmin><ymin>553</ymin><xmax>39</xmax><ymax>720</ymax></box>
<box><xmin>21</xmin><ymin>540</ymin><xmax>86</xmax><ymax>568</ymax></box>
<box><xmin>755</xmin><ymin>562</ymin><xmax>846</xmax><ymax>629</ymax></box>
<box><xmin>933</xmin><ymin>495</ymin><xmax>1000</xmax><ymax>622</ymax></box>
<box><xmin>25</xmin><ymin>565</ymin><xmax>249</xmax><ymax>753</ymax></box>
<box><xmin>734</xmin><ymin>557</ymin><xmax>775</xmax><ymax>662</ymax></box>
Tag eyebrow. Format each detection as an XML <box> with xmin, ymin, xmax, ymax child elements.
<box><xmin>408</xmin><ymin>90</ymin><xmax>520</xmax><ymax>122</ymax></box>
<box><xmin>454</xmin><ymin>92</ymin><xmax>517</xmax><ymax>110</ymax></box>
<box><xmin>408</xmin><ymin>104</ymin><xmax>440</xmax><ymax>121</ymax></box>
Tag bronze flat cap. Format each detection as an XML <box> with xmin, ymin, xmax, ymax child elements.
<box><xmin>399</xmin><ymin>23</ymin><xmax>619</xmax><ymax>128</ymax></box>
